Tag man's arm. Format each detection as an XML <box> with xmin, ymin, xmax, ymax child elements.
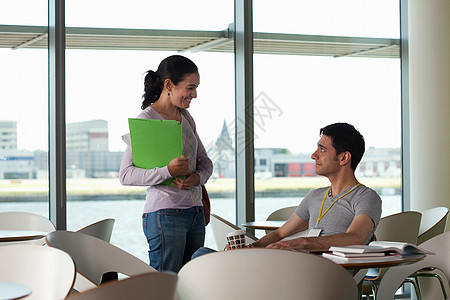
<box><xmin>266</xmin><ymin>214</ymin><xmax>374</xmax><ymax>252</ymax></box>
<box><xmin>252</xmin><ymin>214</ymin><xmax>309</xmax><ymax>248</ymax></box>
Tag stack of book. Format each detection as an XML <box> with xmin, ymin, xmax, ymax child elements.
<box><xmin>322</xmin><ymin>241</ymin><xmax>432</xmax><ymax>263</ymax></box>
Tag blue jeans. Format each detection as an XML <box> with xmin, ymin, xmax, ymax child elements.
<box><xmin>191</xmin><ymin>246</ymin><xmax>217</xmax><ymax>259</ymax></box>
<box><xmin>142</xmin><ymin>206</ymin><xmax>205</xmax><ymax>273</ymax></box>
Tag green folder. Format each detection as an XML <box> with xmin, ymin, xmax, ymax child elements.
<box><xmin>128</xmin><ymin>118</ymin><xmax>183</xmax><ymax>186</ymax></box>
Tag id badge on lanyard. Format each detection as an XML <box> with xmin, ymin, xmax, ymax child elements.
<box><xmin>307</xmin><ymin>227</ymin><xmax>323</xmax><ymax>237</ymax></box>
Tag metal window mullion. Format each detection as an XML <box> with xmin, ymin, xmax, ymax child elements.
<box><xmin>400</xmin><ymin>0</ymin><xmax>410</xmax><ymax>212</ymax></box>
<box><xmin>234</xmin><ymin>0</ymin><xmax>255</xmax><ymax>229</ymax></box>
<box><xmin>48</xmin><ymin>0</ymin><xmax>66</xmax><ymax>229</ymax></box>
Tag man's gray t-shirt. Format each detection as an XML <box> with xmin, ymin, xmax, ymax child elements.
<box><xmin>295</xmin><ymin>184</ymin><xmax>382</xmax><ymax>244</ymax></box>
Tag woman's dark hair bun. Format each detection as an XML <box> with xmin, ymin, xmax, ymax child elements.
<box><xmin>141</xmin><ymin>70</ymin><xmax>163</xmax><ymax>110</ymax></box>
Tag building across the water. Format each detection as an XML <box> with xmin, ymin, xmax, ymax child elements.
<box><xmin>0</xmin><ymin>118</ymin><xmax>401</xmax><ymax>180</ymax></box>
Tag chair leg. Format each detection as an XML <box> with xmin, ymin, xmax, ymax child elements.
<box><xmin>414</xmin><ymin>277</ymin><xmax>423</xmax><ymax>299</ymax></box>
<box><xmin>371</xmin><ymin>283</ymin><xmax>378</xmax><ymax>300</ymax></box>
<box><xmin>403</xmin><ymin>278</ymin><xmax>422</xmax><ymax>300</ymax></box>
<box><xmin>362</xmin><ymin>281</ymin><xmax>375</xmax><ymax>300</ymax></box>
<box><xmin>415</xmin><ymin>272</ymin><xmax>448</xmax><ymax>299</ymax></box>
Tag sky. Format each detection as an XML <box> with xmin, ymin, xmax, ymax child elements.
<box><xmin>0</xmin><ymin>0</ymin><xmax>401</xmax><ymax>155</ymax></box>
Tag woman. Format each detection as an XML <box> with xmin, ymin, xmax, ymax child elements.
<box><xmin>119</xmin><ymin>55</ymin><xmax>213</xmax><ymax>273</ymax></box>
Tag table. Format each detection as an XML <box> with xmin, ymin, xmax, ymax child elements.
<box><xmin>0</xmin><ymin>230</ymin><xmax>47</xmax><ymax>242</ymax></box>
<box><xmin>242</xmin><ymin>220</ymin><xmax>285</xmax><ymax>231</ymax></box>
<box><xmin>0</xmin><ymin>281</ymin><xmax>32</xmax><ymax>300</ymax></box>
<box><xmin>333</xmin><ymin>254</ymin><xmax>425</xmax><ymax>270</ymax></box>
<box><xmin>329</xmin><ymin>254</ymin><xmax>426</xmax><ymax>298</ymax></box>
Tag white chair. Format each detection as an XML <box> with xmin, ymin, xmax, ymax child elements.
<box><xmin>377</xmin><ymin>231</ymin><xmax>450</xmax><ymax>300</ymax></box>
<box><xmin>417</xmin><ymin>206</ymin><xmax>448</xmax><ymax>245</ymax></box>
<box><xmin>265</xmin><ymin>205</ymin><xmax>297</xmax><ymax>234</ymax></box>
<box><xmin>374</xmin><ymin>211</ymin><xmax>422</xmax><ymax>245</ymax></box>
<box><xmin>177</xmin><ymin>248</ymin><xmax>357</xmax><ymax>300</ymax></box>
<box><xmin>66</xmin><ymin>272</ymin><xmax>178</xmax><ymax>300</ymax></box>
<box><xmin>0</xmin><ymin>244</ymin><xmax>76</xmax><ymax>300</ymax></box>
<box><xmin>0</xmin><ymin>212</ymin><xmax>55</xmax><ymax>232</ymax></box>
<box><xmin>77</xmin><ymin>218</ymin><xmax>115</xmax><ymax>242</ymax></box>
<box><xmin>0</xmin><ymin>211</ymin><xmax>56</xmax><ymax>245</ymax></box>
<box><xmin>210</xmin><ymin>214</ymin><xmax>257</xmax><ymax>250</ymax></box>
<box><xmin>401</xmin><ymin>206</ymin><xmax>449</xmax><ymax>299</ymax></box>
<box><xmin>363</xmin><ymin>211</ymin><xmax>422</xmax><ymax>298</ymax></box>
<box><xmin>46</xmin><ymin>230</ymin><xmax>156</xmax><ymax>292</ymax></box>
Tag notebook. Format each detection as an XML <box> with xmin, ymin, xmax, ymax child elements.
<box><xmin>128</xmin><ymin>118</ymin><xmax>183</xmax><ymax>186</ymax></box>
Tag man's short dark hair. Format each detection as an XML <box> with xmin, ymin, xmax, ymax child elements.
<box><xmin>320</xmin><ymin>123</ymin><xmax>365</xmax><ymax>170</ymax></box>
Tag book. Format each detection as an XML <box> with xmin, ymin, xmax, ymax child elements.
<box><xmin>322</xmin><ymin>252</ymin><xmax>403</xmax><ymax>263</ymax></box>
<box><xmin>128</xmin><ymin>118</ymin><xmax>183</xmax><ymax>186</ymax></box>
<box><xmin>328</xmin><ymin>241</ymin><xmax>434</xmax><ymax>256</ymax></box>
<box><xmin>332</xmin><ymin>251</ymin><xmax>386</xmax><ymax>258</ymax></box>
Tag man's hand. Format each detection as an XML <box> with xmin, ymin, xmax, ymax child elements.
<box><xmin>266</xmin><ymin>214</ymin><xmax>375</xmax><ymax>252</ymax></box>
<box><xmin>266</xmin><ymin>238</ymin><xmax>309</xmax><ymax>252</ymax></box>
<box><xmin>225</xmin><ymin>244</ymin><xmax>252</xmax><ymax>251</ymax></box>
<box><xmin>168</xmin><ymin>156</ymin><xmax>189</xmax><ymax>177</ymax></box>
<box><xmin>172</xmin><ymin>173</ymin><xmax>200</xmax><ymax>190</ymax></box>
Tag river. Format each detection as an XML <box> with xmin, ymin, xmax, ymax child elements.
<box><xmin>0</xmin><ymin>195</ymin><xmax>401</xmax><ymax>263</ymax></box>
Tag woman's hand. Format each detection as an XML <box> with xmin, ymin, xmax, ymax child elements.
<box><xmin>172</xmin><ymin>173</ymin><xmax>200</xmax><ymax>190</ymax></box>
<box><xmin>168</xmin><ymin>156</ymin><xmax>189</xmax><ymax>177</ymax></box>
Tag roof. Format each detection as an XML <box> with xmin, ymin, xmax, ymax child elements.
<box><xmin>0</xmin><ymin>25</ymin><xmax>399</xmax><ymax>58</ymax></box>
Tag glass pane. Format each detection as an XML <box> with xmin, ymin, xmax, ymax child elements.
<box><xmin>66</xmin><ymin>0</ymin><xmax>233</xmax><ymax>30</ymax></box>
<box><xmin>0</xmin><ymin>1</ymin><xmax>49</xmax><ymax>218</ymax></box>
<box><xmin>253</xmin><ymin>1</ymin><xmax>401</xmax><ymax>236</ymax></box>
<box><xmin>254</xmin><ymin>0</ymin><xmax>399</xmax><ymax>38</ymax></box>
<box><xmin>65</xmin><ymin>0</ymin><xmax>234</xmax><ymax>260</ymax></box>
<box><xmin>0</xmin><ymin>0</ymin><xmax>47</xmax><ymax>26</ymax></box>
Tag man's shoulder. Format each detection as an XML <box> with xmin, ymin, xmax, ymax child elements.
<box><xmin>355</xmin><ymin>185</ymin><xmax>382</xmax><ymax>198</ymax></box>
<box><xmin>351</xmin><ymin>185</ymin><xmax>383</xmax><ymax>208</ymax></box>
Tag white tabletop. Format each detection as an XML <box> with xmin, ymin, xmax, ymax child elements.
<box><xmin>0</xmin><ymin>230</ymin><xmax>47</xmax><ymax>242</ymax></box>
<box><xmin>0</xmin><ymin>281</ymin><xmax>32</xmax><ymax>300</ymax></box>
<box><xmin>242</xmin><ymin>220</ymin><xmax>286</xmax><ymax>230</ymax></box>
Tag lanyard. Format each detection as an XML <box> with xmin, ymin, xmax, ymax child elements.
<box><xmin>316</xmin><ymin>183</ymin><xmax>361</xmax><ymax>227</ymax></box>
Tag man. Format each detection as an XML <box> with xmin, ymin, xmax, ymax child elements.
<box><xmin>249</xmin><ymin>122</ymin><xmax>382</xmax><ymax>252</ymax></box>
<box><xmin>192</xmin><ymin>122</ymin><xmax>381</xmax><ymax>258</ymax></box>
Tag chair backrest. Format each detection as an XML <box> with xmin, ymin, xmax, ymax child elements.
<box><xmin>265</xmin><ymin>206</ymin><xmax>297</xmax><ymax>233</ymax></box>
<box><xmin>178</xmin><ymin>248</ymin><xmax>357</xmax><ymax>300</ymax></box>
<box><xmin>67</xmin><ymin>272</ymin><xmax>178</xmax><ymax>300</ymax></box>
<box><xmin>375</xmin><ymin>211</ymin><xmax>422</xmax><ymax>245</ymax></box>
<box><xmin>77</xmin><ymin>218</ymin><xmax>115</xmax><ymax>242</ymax></box>
<box><xmin>417</xmin><ymin>206</ymin><xmax>448</xmax><ymax>245</ymax></box>
<box><xmin>0</xmin><ymin>244</ymin><xmax>76</xmax><ymax>300</ymax></box>
<box><xmin>365</xmin><ymin>211</ymin><xmax>423</xmax><ymax>285</ymax></box>
<box><xmin>266</xmin><ymin>206</ymin><xmax>297</xmax><ymax>221</ymax></box>
<box><xmin>46</xmin><ymin>231</ymin><xmax>156</xmax><ymax>285</ymax></box>
<box><xmin>0</xmin><ymin>211</ymin><xmax>56</xmax><ymax>232</ymax></box>
<box><xmin>377</xmin><ymin>231</ymin><xmax>450</xmax><ymax>300</ymax></box>
<box><xmin>210</xmin><ymin>214</ymin><xmax>257</xmax><ymax>250</ymax></box>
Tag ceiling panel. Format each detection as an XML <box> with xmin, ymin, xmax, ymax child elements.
<box><xmin>0</xmin><ymin>25</ymin><xmax>399</xmax><ymax>58</ymax></box>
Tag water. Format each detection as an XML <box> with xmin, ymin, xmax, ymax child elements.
<box><xmin>0</xmin><ymin>195</ymin><xmax>401</xmax><ymax>263</ymax></box>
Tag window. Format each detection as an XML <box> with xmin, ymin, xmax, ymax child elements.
<box><xmin>0</xmin><ymin>0</ymin><xmax>49</xmax><ymax>218</ymax></box>
<box><xmin>1</xmin><ymin>0</ymin><xmax>403</xmax><ymax>256</ymax></box>
<box><xmin>64</xmin><ymin>0</ymin><xmax>235</xmax><ymax>258</ymax></box>
<box><xmin>252</xmin><ymin>1</ymin><xmax>402</xmax><ymax>232</ymax></box>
